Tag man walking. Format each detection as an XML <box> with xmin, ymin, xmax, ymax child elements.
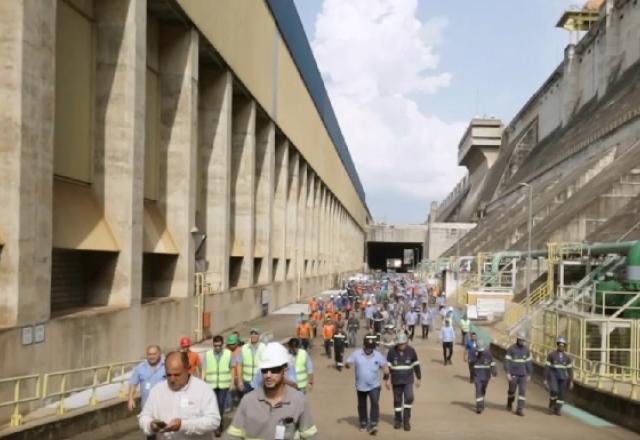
<box><xmin>404</xmin><ymin>308</ymin><xmax>418</xmax><ymax>341</ymax></box>
<box><xmin>544</xmin><ymin>336</ymin><xmax>573</xmax><ymax>416</ymax></box>
<box><xmin>463</xmin><ymin>332</ymin><xmax>479</xmax><ymax>383</ymax></box>
<box><xmin>439</xmin><ymin>319</ymin><xmax>455</xmax><ymax>365</ymax></box>
<box><xmin>333</xmin><ymin>324</ymin><xmax>348</xmax><ymax>371</ymax></box>
<box><xmin>322</xmin><ymin>318</ymin><xmax>335</xmax><ymax>358</ymax></box>
<box><xmin>203</xmin><ymin>335</ymin><xmax>234</xmax><ymax>437</ymax></box>
<box><xmin>419</xmin><ymin>306</ymin><xmax>433</xmax><ymax>340</ymax></box>
<box><xmin>238</xmin><ymin>328</ymin><xmax>266</xmax><ymax>395</ymax></box>
<box><xmin>288</xmin><ymin>338</ymin><xmax>314</xmax><ymax>393</ymax></box>
<box><xmin>296</xmin><ymin>315</ymin><xmax>313</xmax><ymax>351</ymax></box>
<box><xmin>472</xmin><ymin>341</ymin><xmax>497</xmax><ymax>414</ymax></box>
<box><xmin>139</xmin><ymin>352</ymin><xmax>220</xmax><ymax>439</ymax></box>
<box><xmin>345</xmin><ymin>337</ymin><xmax>390</xmax><ymax>436</ymax></box>
<box><xmin>347</xmin><ymin>313</ymin><xmax>360</xmax><ymax>347</ymax></box>
<box><xmin>386</xmin><ymin>333</ymin><xmax>421</xmax><ymax>431</ymax></box>
<box><xmin>128</xmin><ymin>344</ymin><xmax>165</xmax><ymax>434</ymax></box>
<box><xmin>505</xmin><ymin>332</ymin><xmax>532</xmax><ymax>416</ymax></box>
<box><xmin>227</xmin><ymin>343</ymin><xmax>318</xmax><ymax>439</ymax></box>
<box><xmin>459</xmin><ymin>314</ymin><xmax>471</xmax><ymax>345</ymax></box>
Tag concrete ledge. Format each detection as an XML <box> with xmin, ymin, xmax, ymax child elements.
<box><xmin>490</xmin><ymin>343</ymin><xmax>640</xmax><ymax>434</ymax></box>
<box><xmin>0</xmin><ymin>399</ymin><xmax>137</xmax><ymax>440</ymax></box>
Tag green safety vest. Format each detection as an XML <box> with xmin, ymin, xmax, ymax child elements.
<box><xmin>295</xmin><ymin>350</ymin><xmax>309</xmax><ymax>390</ymax></box>
<box><xmin>459</xmin><ymin>319</ymin><xmax>470</xmax><ymax>332</ymax></box>
<box><xmin>204</xmin><ymin>349</ymin><xmax>232</xmax><ymax>389</ymax></box>
<box><xmin>241</xmin><ymin>343</ymin><xmax>266</xmax><ymax>382</ymax></box>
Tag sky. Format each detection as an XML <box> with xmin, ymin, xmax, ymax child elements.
<box><xmin>292</xmin><ymin>0</ymin><xmax>576</xmax><ymax>224</ymax></box>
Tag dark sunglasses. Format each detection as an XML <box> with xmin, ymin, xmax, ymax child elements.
<box><xmin>213</xmin><ymin>344</ymin><xmax>223</xmax><ymax>348</ymax></box>
<box><xmin>261</xmin><ymin>365</ymin><xmax>285</xmax><ymax>375</ymax></box>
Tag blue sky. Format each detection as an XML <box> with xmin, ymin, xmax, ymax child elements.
<box><xmin>293</xmin><ymin>0</ymin><xmax>573</xmax><ymax>224</ymax></box>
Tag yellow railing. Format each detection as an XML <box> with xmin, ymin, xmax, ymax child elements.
<box><xmin>42</xmin><ymin>361</ymin><xmax>139</xmax><ymax>416</ymax></box>
<box><xmin>0</xmin><ymin>375</ymin><xmax>41</xmax><ymax>427</ymax></box>
<box><xmin>500</xmin><ymin>283</ymin><xmax>551</xmax><ymax>331</ymax></box>
<box><xmin>455</xmin><ymin>274</ymin><xmax>479</xmax><ymax>305</ymax></box>
<box><xmin>0</xmin><ymin>360</ymin><xmax>139</xmax><ymax>427</ymax></box>
<box><xmin>529</xmin><ymin>343</ymin><xmax>640</xmax><ymax>401</ymax></box>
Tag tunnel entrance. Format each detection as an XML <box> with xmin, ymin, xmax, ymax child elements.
<box><xmin>367</xmin><ymin>242</ymin><xmax>423</xmax><ymax>272</ymax></box>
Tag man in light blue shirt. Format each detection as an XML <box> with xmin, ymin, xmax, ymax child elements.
<box><xmin>439</xmin><ymin>320</ymin><xmax>456</xmax><ymax>365</ymax></box>
<box><xmin>345</xmin><ymin>337</ymin><xmax>390</xmax><ymax>435</ymax></box>
<box><xmin>128</xmin><ymin>345</ymin><xmax>165</xmax><ymax>416</ymax></box>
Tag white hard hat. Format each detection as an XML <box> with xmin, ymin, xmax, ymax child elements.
<box><xmin>257</xmin><ymin>342</ymin><xmax>289</xmax><ymax>370</ymax></box>
<box><xmin>396</xmin><ymin>333</ymin><xmax>409</xmax><ymax>344</ymax></box>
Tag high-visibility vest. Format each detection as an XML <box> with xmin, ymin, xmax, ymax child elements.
<box><xmin>459</xmin><ymin>319</ymin><xmax>470</xmax><ymax>332</ymax></box>
<box><xmin>241</xmin><ymin>343</ymin><xmax>265</xmax><ymax>382</ymax></box>
<box><xmin>297</xmin><ymin>323</ymin><xmax>312</xmax><ymax>339</ymax></box>
<box><xmin>204</xmin><ymin>349</ymin><xmax>232</xmax><ymax>389</ymax></box>
<box><xmin>295</xmin><ymin>350</ymin><xmax>309</xmax><ymax>389</ymax></box>
<box><xmin>322</xmin><ymin>324</ymin><xmax>335</xmax><ymax>340</ymax></box>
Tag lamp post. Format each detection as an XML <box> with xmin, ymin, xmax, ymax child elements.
<box><xmin>519</xmin><ymin>182</ymin><xmax>533</xmax><ymax>315</ymax></box>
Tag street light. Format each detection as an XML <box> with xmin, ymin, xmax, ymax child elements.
<box><xmin>519</xmin><ymin>182</ymin><xmax>533</xmax><ymax>315</ymax></box>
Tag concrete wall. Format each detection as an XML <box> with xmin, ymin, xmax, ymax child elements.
<box><xmin>366</xmin><ymin>224</ymin><xmax>428</xmax><ymax>243</ymax></box>
<box><xmin>0</xmin><ymin>0</ymin><xmax>366</xmax><ymax>378</ymax></box>
<box><xmin>425</xmin><ymin>223</ymin><xmax>476</xmax><ymax>260</ymax></box>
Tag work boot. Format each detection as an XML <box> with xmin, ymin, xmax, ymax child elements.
<box><xmin>404</xmin><ymin>422</ymin><xmax>411</xmax><ymax>431</ymax></box>
<box><xmin>394</xmin><ymin>420</ymin><xmax>402</xmax><ymax>430</ymax></box>
<box><xmin>515</xmin><ymin>409</ymin><xmax>524</xmax><ymax>416</ymax></box>
<box><xmin>476</xmin><ymin>407</ymin><xmax>482</xmax><ymax>414</ymax></box>
<box><xmin>506</xmin><ymin>398</ymin><xmax>514</xmax><ymax>412</ymax></box>
<box><xmin>368</xmin><ymin>425</ymin><xmax>378</xmax><ymax>436</ymax></box>
<box><xmin>548</xmin><ymin>399</ymin><xmax>554</xmax><ymax>410</ymax></box>
<box><xmin>554</xmin><ymin>405</ymin><xmax>562</xmax><ymax>416</ymax></box>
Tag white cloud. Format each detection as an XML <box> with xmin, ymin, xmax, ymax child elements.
<box><xmin>312</xmin><ymin>0</ymin><xmax>467</xmax><ymax>222</ymax></box>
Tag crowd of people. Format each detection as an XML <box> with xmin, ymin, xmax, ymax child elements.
<box><xmin>126</xmin><ymin>273</ymin><xmax>574</xmax><ymax>439</ymax></box>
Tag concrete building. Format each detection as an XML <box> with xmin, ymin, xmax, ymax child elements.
<box><xmin>431</xmin><ymin>0</ymin><xmax>640</xmax><ymax>257</ymax></box>
<box><xmin>0</xmin><ymin>0</ymin><xmax>369</xmax><ymax>378</ymax></box>
<box><xmin>365</xmin><ymin>223</ymin><xmax>428</xmax><ymax>271</ymax></box>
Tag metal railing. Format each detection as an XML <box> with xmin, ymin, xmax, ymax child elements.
<box><xmin>1</xmin><ymin>360</ymin><xmax>139</xmax><ymax>428</ymax></box>
<box><xmin>0</xmin><ymin>375</ymin><xmax>41</xmax><ymax>427</ymax></box>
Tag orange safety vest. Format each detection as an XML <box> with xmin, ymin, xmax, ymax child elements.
<box><xmin>322</xmin><ymin>324</ymin><xmax>335</xmax><ymax>340</ymax></box>
<box><xmin>309</xmin><ymin>299</ymin><xmax>318</xmax><ymax>312</ymax></box>
<box><xmin>297</xmin><ymin>323</ymin><xmax>312</xmax><ymax>339</ymax></box>
<box><xmin>325</xmin><ymin>302</ymin><xmax>334</xmax><ymax>313</ymax></box>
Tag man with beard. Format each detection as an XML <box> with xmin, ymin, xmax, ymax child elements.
<box><xmin>139</xmin><ymin>352</ymin><xmax>220</xmax><ymax>439</ymax></box>
<box><xmin>227</xmin><ymin>343</ymin><xmax>318</xmax><ymax>440</ymax></box>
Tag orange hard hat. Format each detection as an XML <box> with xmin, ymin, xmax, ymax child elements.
<box><xmin>179</xmin><ymin>336</ymin><xmax>192</xmax><ymax>348</ymax></box>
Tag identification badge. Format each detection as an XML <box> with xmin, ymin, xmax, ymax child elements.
<box><xmin>275</xmin><ymin>425</ymin><xmax>286</xmax><ymax>440</ymax></box>
<box><xmin>145</xmin><ymin>382</ymin><xmax>151</xmax><ymax>391</ymax></box>
<box><xmin>180</xmin><ymin>397</ymin><xmax>189</xmax><ymax>408</ymax></box>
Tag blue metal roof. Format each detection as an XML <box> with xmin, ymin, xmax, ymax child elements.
<box><xmin>265</xmin><ymin>0</ymin><xmax>367</xmax><ymax>206</ymax></box>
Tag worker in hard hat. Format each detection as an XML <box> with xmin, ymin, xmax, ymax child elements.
<box><xmin>227</xmin><ymin>342</ymin><xmax>318</xmax><ymax>440</ymax></box>
<box><xmin>296</xmin><ymin>315</ymin><xmax>312</xmax><ymax>351</ymax></box>
<box><xmin>472</xmin><ymin>341</ymin><xmax>497</xmax><ymax>414</ymax></box>
<box><xmin>287</xmin><ymin>338</ymin><xmax>314</xmax><ymax>393</ymax></box>
<box><xmin>333</xmin><ymin>323</ymin><xmax>348</xmax><ymax>371</ymax></box>
<box><xmin>238</xmin><ymin>328</ymin><xmax>266</xmax><ymax>395</ymax></box>
<box><xmin>386</xmin><ymin>333</ymin><xmax>421</xmax><ymax>431</ymax></box>
<box><xmin>322</xmin><ymin>318</ymin><xmax>335</xmax><ymax>358</ymax></box>
<box><xmin>505</xmin><ymin>331</ymin><xmax>532</xmax><ymax>416</ymax></box>
<box><xmin>179</xmin><ymin>336</ymin><xmax>201</xmax><ymax>376</ymax></box>
<box><xmin>345</xmin><ymin>336</ymin><xmax>390</xmax><ymax>436</ymax></box>
<box><xmin>380</xmin><ymin>323</ymin><xmax>397</xmax><ymax>354</ymax></box>
<box><xmin>544</xmin><ymin>336</ymin><xmax>573</xmax><ymax>416</ymax></box>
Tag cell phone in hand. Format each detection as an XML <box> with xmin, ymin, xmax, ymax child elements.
<box><xmin>154</xmin><ymin>420</ymin><xmax>167</xmax><ymax>429</ymax></box>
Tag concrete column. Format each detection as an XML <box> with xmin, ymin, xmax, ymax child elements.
<box><xmin>159</xmin><ymin>26</ymin><xmax>199</xmax><ymax>297</ymax></box>
<box><xmin>305</xmin><ymin>172</ymin><xmax>315</xmax><ymax>275</ymax></box>
<box><xmin>93</xmin><ymin>0</ymin><xmax>146</xmax><ymax>306</ymax></box>
<box><xmin>296</xmin><ymin>162</ymin><xmax>308</xmax><ymax>281</ymax></box>
<box><xmin>230</xmin><ymin>96</ymin><xmax>256</xmax><ymax>288</ymax></box>
<box><xmin>198</xmin><ymin>68</ymin><xmax>232</xmax><ymax>291</ymax></box>
<box><xmin>285</xmin><ymin>150</ymin><xmax>299</xmax><ymax>279</ymax></box>
<box><xmin>0</xmin><ymin>0</ymin><xmax>55</xmax><ymax>327</ymax></box>
<box><xmin>254</xmin><ymin>117</ymin><xmax>274</xmax><ymax>284</ymax></box>
<box><xmin>272</xmin><ymin>138</ymin><xmax>288</xmax><ymax>281</ymax></box>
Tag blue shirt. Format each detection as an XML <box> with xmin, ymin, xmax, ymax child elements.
<box><xmin>465</xmin><ymin>340</ymin><xmax>478</xmax><ymax>362</ymax></box>
<box><xmin>346</xmin><ymin>349</ymin><xmax>387</xmax><ymax>392</ymax></box>
<box><xmin>440</xmin><ymin>326</ymin><xmax>455</xmax><ymax>343</ymax></box>
<box><xmin>128</xmin><ymin>359</ymin><xmax>165</xmax><ymax>406</ymax></box>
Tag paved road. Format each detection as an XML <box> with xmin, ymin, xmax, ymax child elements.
<box><xmin>88</xmin><ymin>304</ymin><xmax>638</xmax><ymax>440</ymax></box>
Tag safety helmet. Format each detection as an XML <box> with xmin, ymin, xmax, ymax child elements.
<box><xmin>396</xmin><ymin>333</ymin><xmax>409</xmax><ymax>344</ymax></box>
<box><xmin>249</xmin><ymin>327</ymin><xmax>260</xmax><ymax>335</ymax></box>
<box><xmin>258</xmin><ymin>342</ymin><xmax>290</xmax><ymax>369</ymax></box>
<box><xmin>385</xmin><ymin>323</ymin><xmax>395</xmax><ymax>329</ymax></box>
<box><xmin>363</xmin><ymin>336</ymin><xmax>377</xmax><ymax>348</ymax></box>
<box><xmin>476</xmin><ymin>341</ymin><xmax>487</xmax><ymax>352</ymax></box>
<box><xmin>179</xmin><ymin>336</ymin><xmax>192</xmax><ymax>348</ymax></box>
<box><xmin>516</xmin><ymin>331</ymin><xmax>527</xmax><ymax>341</ymax></box>
<box><xmin>226</xmin><ymin>334</ymin><xmax>239</xmax><ymax>345</ymax></box>
<box><xmin>556</xmin><ymin>336</ymin><xmax>567</xmax><ymax>345</ymax></box>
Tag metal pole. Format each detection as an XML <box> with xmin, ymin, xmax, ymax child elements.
<box><xmin>520</xmin><ymin>183</ymin><xmax>533</xmax><ymax>315</ymax></box>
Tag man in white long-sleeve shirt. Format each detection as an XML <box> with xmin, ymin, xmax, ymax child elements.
<box><xmin>139</xmin><ymin>351</ymin><xmax>220</xmax><ymax>439</ymax></box>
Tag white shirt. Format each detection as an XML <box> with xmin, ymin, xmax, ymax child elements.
<box><xmin>139</xmin><ymin>376</ymin><xmax>220</xmax><ymax>439</ymax></box>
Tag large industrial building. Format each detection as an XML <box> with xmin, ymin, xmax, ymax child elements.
<box><xmin>0</xmin><ymin>0</ymin><xmax>370</xmax><ymax>378</ymax></box>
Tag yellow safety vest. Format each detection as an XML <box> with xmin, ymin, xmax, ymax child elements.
<box><xmin>295</xmin><ymin>350</ymin><xmax>309</xmax><ymax>390</ymax></box>
<box><xmin>204</xmin><ymin>349</ymin><xmax>232</xmax><ymax>389</ymax></box>
<box><xmin>241</xmin><ymin>343</ymin><xmax>265</xmax><ymax>382</ymax></box>
<box><xmin>459</xmin><ymin>319</ymin><xmax>470</xmax><ymax>332</ymax></box>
